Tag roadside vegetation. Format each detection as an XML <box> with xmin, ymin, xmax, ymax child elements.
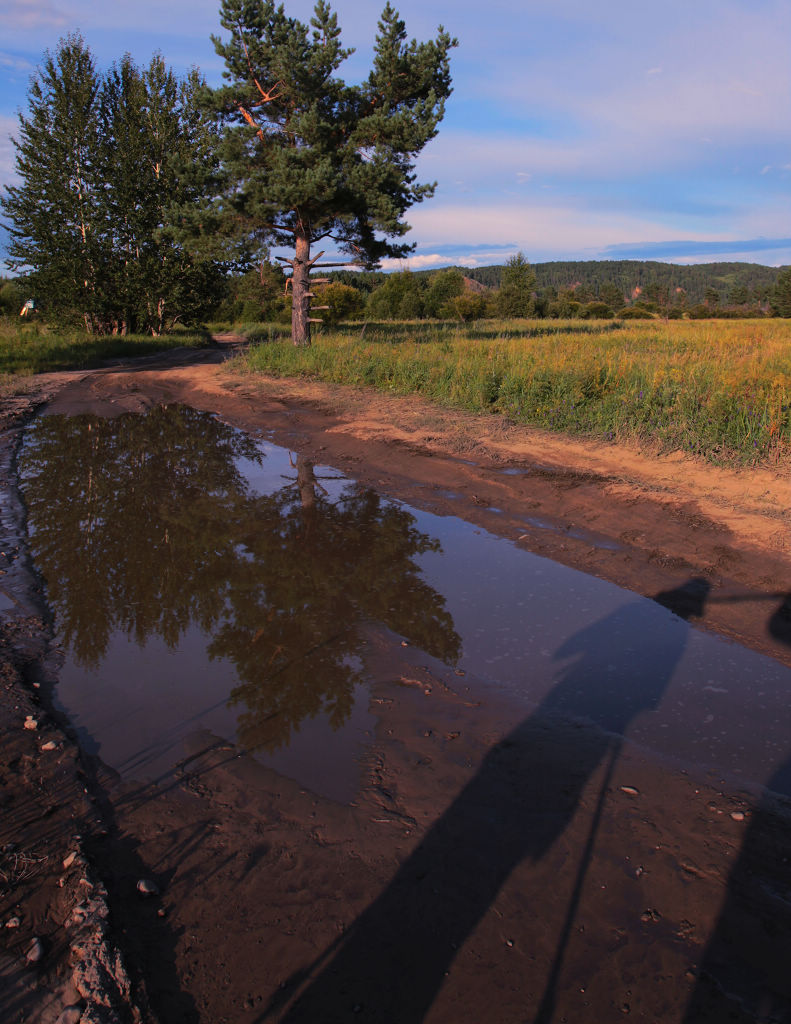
<box><xmin>232</xmin><ymin>317</ymin><xmax>791</xmax><ymax>467</ymax></box>
<box><xmin>0</xmin><ymin>319</ymin><xmax>211</xmax><ymax>380</ymax></box>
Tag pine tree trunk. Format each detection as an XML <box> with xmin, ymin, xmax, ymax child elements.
<box><xmin>291</xmin><ymin>230</ymin><xmax>311</xmax><ymax>347</ymax></box>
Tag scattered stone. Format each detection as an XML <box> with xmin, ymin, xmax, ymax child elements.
<box><xmin>5</xmin><ymin>916</ymin><xmax>20</xmax><ymax>929</ymax></box>
<box><xmin>620</xmin><ymin>786</ymin><xmax>640</xmax><ymax>796</ymax></box>
<box><xmin>41</xmin><ymin>740</ymin><xmax>58</xmax><ymax>751</ymax></box>
<box><xmin>157</xmin><ymin>907</ymin><xmax>167</xmax><ymax>918</ymax></box>
<box><xmin>23</xmin><ymin>716</ymin><xmax>38</xmax><ymax>730</ymax></box>
<box><xmin>63</xmin><ymin>851</ymin><xmax>78</xmax><ymax>869</ymax></box>
<box><xmin>136</xmin><ymin>878</ymin><xmax>160</xmax><ymax>897</ymax></box>
<box><xmin>25</xmin><ymin>937</ymin><xmax>44</xmax><ymax>963</ymax></box>
<box><xmin>505</xmin><ymin>939</ymin><xmax>514</xmax><ymax>947</ymax></box>
<box><xmin>641</xmin><ymin>909</ymin><xmax>661</xmax><ymax>923</ymax></box>
<box><xmin>730</xmin><ymin>811</ymin><xmax>745</xmax><ymax>822</ymax></box>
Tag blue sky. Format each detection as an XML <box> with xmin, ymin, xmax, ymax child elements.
<box><xmin>1</xmin><ymin>0</ymin><xmax>790</xmax><ymax>271</ymax></box>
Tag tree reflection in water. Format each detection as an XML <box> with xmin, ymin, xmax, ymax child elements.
<box><xmin>20</xmin><ymin>405</ymin><xmax>461</xmax><ymax>753</ymax></box>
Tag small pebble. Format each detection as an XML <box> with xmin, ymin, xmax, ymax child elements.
<box><xmin>63</xmin><ymin>852</ymin><xmax>77</xmax><ymax>869</ymax></box>
<box><xmin>42</xmin><ymin>740</ymin><xmax>57</xmax><ymax>751</ymax></box>
<box><xmin>730</xmin><ymin>811</ymin><xmax>745</xmax><ymax>822</ymax></box>
<box><xmin>23</xmin><ymin>717</ymin><xmax>38</xmax><ymax>731</ymax></box>
<box><xmin>5</xmin><ymin>916</ymin><xmax>20</xmax><ymax>929</ymax></box>
<box><xmin>620</xmin><ymin>786</ymin><xmax>639</xmax><ymax>796</ymax></box>
<box><xmin>26</xmin><ymin>937</ymin><xmax>44</xmax><ymax>963</ymax></box>
<box><xmin>137</xmin><ymin>879</ymin><xmax>160</xmax><ymax>897</ymax></box>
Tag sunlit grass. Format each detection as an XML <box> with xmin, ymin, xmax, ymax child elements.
<box><xmin>232</xmin><ymin>318</ymin><xmax>791</xmax><ymax>466</ymax></box>
<box><xmin>0</xmin><ymin>319</ymin><xmax>212</xmax><ymax>377</ymax></box>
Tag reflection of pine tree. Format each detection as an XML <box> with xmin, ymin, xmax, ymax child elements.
<box><xmin>20</xmin><ymin>407</ymin><xmax>460</xmax><ymax>752</ymax></box>
<box><xmin>217</xmin><ymin>460</ymin><xmax>461</xmax><ymax>752</ymax></box>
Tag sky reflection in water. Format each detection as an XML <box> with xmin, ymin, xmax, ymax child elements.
<box><xmin>19</xmin><ymin>405</ymin><xmax>791</xmax><ymax>801</ymax></box>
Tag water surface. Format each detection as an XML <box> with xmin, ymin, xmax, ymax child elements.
<box><xmin>19</xmin><ymin>405</ymin><xmax>791</xmax><ymax>801</ymax></box>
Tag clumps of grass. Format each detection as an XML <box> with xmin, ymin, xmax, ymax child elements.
<box><xmin>0</xmin><ymin>320</ymin><xmax>212</xmax><ymax>375</ymax></box>
<box><xmin>232</xmin><ymin>318</ymin><xmax>791</xmax><ymax>467</ymax></box>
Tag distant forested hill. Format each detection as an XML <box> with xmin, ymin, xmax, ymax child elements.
<box><xmin>465</xmin><ymin>260</ymin><xmax>781</xmax><ymax>306</ymax></box>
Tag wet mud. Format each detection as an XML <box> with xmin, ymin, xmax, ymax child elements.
<box><xmin>2</xmin><ymin>346</ymin><xmax>791</xmax><ymax>1023</ymax></box>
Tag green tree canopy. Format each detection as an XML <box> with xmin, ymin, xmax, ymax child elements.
<box><xmin>1</xmin><ymin>35</ymin><xmax>229</xmax><ymax>334</ymax></box>
<box><xmin>497</xmin><ymin>252</ymin><xmax>536</xmax><ymax>318</ymax></box>
<box><xmin>206</xmin><ymin>0</ymin><xmax>456</xmax><ymax>345</ymax></box>
<box><xmin>771</xmin><ymin>267</ymin><xmax>791</xmax><ymax>317</ymax></box>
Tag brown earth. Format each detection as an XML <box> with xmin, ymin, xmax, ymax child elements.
<box><xmin>1</xmin><ymin>343</ymin><xmax>790</xmax><ymax>1023</ymax></box>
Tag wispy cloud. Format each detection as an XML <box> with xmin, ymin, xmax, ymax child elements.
<box><xmin>602</xmin><ymin>237</ymin><xmax>791</xmax><ymax>260</ymax></box>
<box><xmin>0</xmin><ymin>51</ymin><xmax>34</xmax><ymax>73</ymax></box>
<box><xmin>0</xmin><ymin>0</ymin><xmax>67</xmax><ymax>31</ymax></box>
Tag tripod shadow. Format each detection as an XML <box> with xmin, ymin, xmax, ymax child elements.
<box><xmin>683</xmin><ymin>590</ymin><xmax>791</xmax><ymax>1023</ymax></box>
<box><xmin>259</xmin><ymin>581</ymin><xmax>707</xmax><ymax>1023</ymax></box>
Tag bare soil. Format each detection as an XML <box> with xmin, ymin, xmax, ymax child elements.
<box><xmin>1</xmin><ymin>343</ymin><xmax>790</xmax><ymax>1023</ymax></box>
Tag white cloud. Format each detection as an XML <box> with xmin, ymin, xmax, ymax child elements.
<box><xmin>0</xmin><ymin>52</ymin><xmax>34</xmax><ymax>73</ymax></box>
<box><xmin>405</xmin><ymin>199</ymin><xmax>758</xmax><ymax>260</ymax></box>
<box><xmin>0</xmin><ymin>0</ymin><xmax>67</xmax><ymax>30</ymax></box>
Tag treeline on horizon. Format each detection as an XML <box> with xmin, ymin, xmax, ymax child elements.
<box><xmin>2</xmin><ymin>257</ymin><xmax>788</xmax><ymax>326</ymax></box>
<box><xmin>323</xmin><ymin>259</ymin><xmax>781</xmax><ymax>311</ymax></box>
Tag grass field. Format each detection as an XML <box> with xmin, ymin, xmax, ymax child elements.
<box><xmin>0</xmin><ymin>320</ymin><xmax>211</xmax><ymax>379</ymax></box>
<box><xmin>233</xmin><ymin>318</ymin><xmax>791</xmax><ymax>466</ymax></box>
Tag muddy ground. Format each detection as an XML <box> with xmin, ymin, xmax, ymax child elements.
<box><xmin>1</xmin><ymin>343</ymin><xmax>790</xmax><ymax>1023</ymax></box>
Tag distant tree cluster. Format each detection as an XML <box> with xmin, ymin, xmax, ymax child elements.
<box><xmin>343</xmin><ymin>257</ymin><xmax>784</xmax><ymax>323</ymax></box>
<box><xmin>1</xmin><ymin>35</ymin><xmax>237</xmax><ymax>335</ymax></box>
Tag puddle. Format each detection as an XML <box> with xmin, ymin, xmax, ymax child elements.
<box><xmin>522</xmin><ymin>516</ymin><xmax>622</xmax><ymax>552</ymax></box>
<box><xmin>20</xmin><ymin>406</ymin><xmax>460</xmax><ymax>802</ymax></box>
<box><xmin>18</xmin><ymin>405</ymin><xmax>791</xmax><ymax>802</ymax></box>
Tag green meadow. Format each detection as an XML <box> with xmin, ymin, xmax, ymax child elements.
<box><xmin>233</xmin><ymin>318</ymin><xmax>791</xmax><ymax>466</ymax></box>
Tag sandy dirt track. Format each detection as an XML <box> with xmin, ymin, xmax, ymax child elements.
<box><xmin>1</xmin><ymin>344</ymin><xmax>790</xmax><ymax>1024</ymax></box>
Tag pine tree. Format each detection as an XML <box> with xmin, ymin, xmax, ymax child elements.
<box><xmin>497</xmin><ymin>252</ymin><xmax>536</xmax><ymax>318</ymax></box>
<box><xmin>771</xmin><ymin>267</ymin><xmax>791</xmax><ymax>317</ymax></box>
<box><xmin>207</xmin><ymin>0</ymin><xmax>456</xmax><ymax>345</ymax></box>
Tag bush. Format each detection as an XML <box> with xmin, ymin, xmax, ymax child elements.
<box><xmin>618</xmin><ymin>305</ymin><xmax>654</xmax><ymax>320</ymax></box>
<box><xmin>314</xmin><ymin>282</ymin><xmax>363</xmax><ymax>325</ymax></box>
<box><xmin>453</xmin><ymin>293</ymin><xmax>487</xmax><ymax>322</ymax></box>
<box><xmin>581</xmin><ymin>301</ymin><xmax>613</xmax><ymax>319</ymax></box>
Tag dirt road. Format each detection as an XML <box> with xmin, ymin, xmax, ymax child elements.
<box><xmin>1</xmin><ymin>345</ymin><xmax>790</xmax><ymax>1023</ymax></box>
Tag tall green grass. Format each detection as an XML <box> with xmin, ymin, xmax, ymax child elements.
<box><xmin>0</xmin><ymin>320</ymin><xmax>211</xmax><ymax>377</ymax></box>
<box><xmin>232</xmin><ymin>318</ymin><xmax>791</xmax><ymax>466</ymax></box>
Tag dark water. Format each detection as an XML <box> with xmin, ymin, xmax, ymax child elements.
<box><xmin>19</xmin><ymin>405</ymin><xmax>791</xmax><ymax>801</ymax></box>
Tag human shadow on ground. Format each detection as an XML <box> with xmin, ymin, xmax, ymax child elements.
<box><xmin>259</xmin><ymin>581</ymin><xmax>706</xmax><ymax>1024</ymax></box>
<box><xmin>683</xmin><ymin>590</ymin><xmax>791</xmax><ymax>1024</ymax></box>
